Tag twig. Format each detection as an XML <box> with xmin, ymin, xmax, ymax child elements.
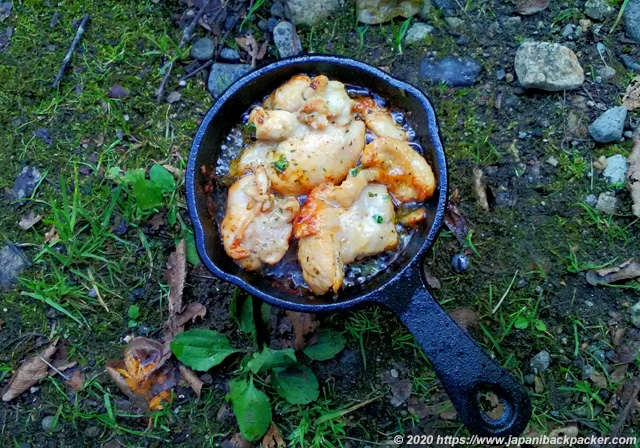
<box><xmin>491</xmin><ymin>270</ymin><xmax>519</xmax><ymax>314</ymax></box>
<box><xmin>52</xmin><ymin>14</ymin><xmax>90</xmax><ymax>89</ymax></box>
<box><xmin>156</xmin><ymin>0</ymin><xmax>212</xmax><ymax>102</ymax></box>
<box><xmin>179</xmin><ymin>59</ymin><xmax>213</xmax><ymax>83</ymax></box>
<box><xmin>606</xmin><ymin>377</ymin><xmax>640</xmax><ymax>445</ymax></box>
<box><xmin>38</xmin><ymin>356</ymin><xmax>70</xmax><ymax>380</ymax></box>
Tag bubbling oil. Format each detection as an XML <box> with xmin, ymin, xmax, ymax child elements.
<box><xmin>211</xmin><ymin>84</ymin><xmax>428</xmax><ymax>296</ymax></box>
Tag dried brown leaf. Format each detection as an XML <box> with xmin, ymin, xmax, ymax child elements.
<box><xmin>167</xmin><ymin>239</ymin><xmax>187</xmax><ymax>325</ymax></box>
<box><xmin>609</xmin><ymin>377</ymin><xmax>640</xmax><ymax>439</ymax></box>
<box><xmin>179</xmin><ymin>365</ymin><xmax>203</xmax><ymax>397</ymax></box>
<box><xmin>423</xmin><ymin>268</ymin><xmax>441</xmax><ymax>289</ymax></box>
<box><xmin>589</xmin><ymin>371</ymin><xmax>608</xmax><ymax>389</ymax></box>
<box><xmin>473</xmin><ymin>167</ymin><xmax>489</xmax><ymax>211</ymax></box>
<box><xmin>610</xmin><ymin>364</ymin><xmax>628</xmax><ymax>384</ymax></box>
<box><xmin>286</xmin><ymin>310</ymin><xmax>320</xmax><ymax>351</ymax></box>
<box><xmin>235</xmin><ymin>34</ymin><xmax>267</xmax><ymax>68</ymax></box>
<box><xmin>627</xmin><ymin>133</ymin><xmax>640</xmax><ymax>218</ymax></box>
<box><xmin>65</xmin><ymin>369</ymin><xmax>86</xmax><ymax>391</ymax></box>
<box><xmin>449</xmin><ymin>307</ymin><xmax>479</xmax><ymax>332</ymax></box>
<box><xmin>444</xmin><ymin>195</ymin><xmax>470</xmax><ymax>244</ymax></box>
<box><xmin>43</xmin><ymin>226</ymin><xmax>59</xmax><ymax>244</ymax></box>
<box><xmin>262</xmin><ymin>422</ymin><xmax>286</xmax><ymax>448</ymax></box>
<box><xmin>615</xmin><ymin>328</ymin><xmax>640</xmax><ymax>364</ymax></box>
<box><xmin>18</xmin><ymin>211</ymin><xmax>42</xmax><ymax>230</ymax></box>
<box><xmin>2</xmin><ymin>339</ymin><xmax>58</xmax><ymax>401</ymax></box>
<box><xmin>623</xmin><ymin>77</ymin><xmax>640</xmax><ymax>111</ymax></box>
<box><xmin>380</xmin><ymin>371</ymin><xmax>412</xmax><ymax>407</ymax></box>
<box><xmin>516</xmin><ymin>0</ymin><xmax>549</xmax><ymax>15</ymax></box>
<box><xmin>586</xmin><ymin>259</ymin><xmax>640</xmax><ymax>286</ymax></box>
<box><xmin>439</xmin><ymin>405</ymin><xmax>457</xmax><ymax>420</ymax></box>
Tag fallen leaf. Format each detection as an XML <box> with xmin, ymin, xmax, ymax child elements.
<box><xmin>449</xmin><ymin>307</ymin><xmax>479</xmax><ymax>332</ymax></box>
<box><xmin>627</xmin><ymin>133</ymin><xmax>640</xmax><ymax>218</ymax></box>
<box><xmin>589</xmin><ymin>371</ymin><xmax>608</xmax><ymax>389</ymax></box>
<box><xmin>286</xmin><ymin>310</ymin><xmax>320</xmax><ymax>351</ymax></box>
<box><xmin>439</xmin><ymin>405</ymin><xmax>457</xmax><ymax>420</ymax></box>
<box><xmin>43</xmin><ymin>226</ymin><xmax>59</xmax><ymax>244</ymax></box>
<box><xmin>423</xmin><ymin>268</ymin><xmax>441</xmax><ymax>289</ymax></box>
<box><xmin>106</xmin><ymin>337</ymin><xmax>174</xmax><ymax>412</ymax></box>
<box><xmin>586</xmin><ymin>259</ymin><xmax>640</xmax><ymax>286</ymax></box>
<box><xmin>49</xmin><ymin>342</ymin><xmax>77</xmax><ymax>373</ymax></box>
<box><xmin>107</xmin><ymin>83</ymin><xmax>130</xmax><ymax>99</ymax></box>
<box><xmin>473</xmin><ymin>167</ymin><xmax>489</xmax><ymax>211</ymax></box>
<box><xmin>161</xmin><ymin>164</ymin><xmax>183</xmax><ymax>179</ymax></box>
<box><xmin>18</xmin><ymin>211</ymin><xmax>42</xmax><ymax>230</ymax></box>
<box><xmin>623</xmin><ymin>76</ymin><xmax>640</xmax><ymax>111</ymax></box>
<box><xmin>261</xmin><ymin>422</ymin><xmax>285</xmax><ymax>448</ymax></box>
<box><xmin>610</xmin><ymin>364</ymin><xmax>628</xmax><ymax>384</ymax></box>
<box><xmin>608</xmin><ymin>377</ymin><xmax>640</xmax><ymax>440</ymax></box>
<box><xmin>477</xmin><ymin>390</ymin><xmax>504</xmax><ymax>420</ymax></box>
<box><xmin>444</xmin><ymin>190</ymin><xmax>470</xmax><ymax>244</ymax></box>
<box><xmin>547</xmin><ymin>425</ymin><xmax>578</xmax><ymax>442</ymax></box>
<box><xmin>2</xmin><ymin>338</ymin><xmax>59</xmax><ymax>401</ymax></box>
<box><xmin>166</xmin><ymin>239</ymin><xmax>187</xmax><ymax>335</ymax></box>
<box><xmin>516</xmin><ymin>0</ymin><xmax>549</xmax><ymax>15</ymax></box>
<box><xmin>380</xmin><ymin>371</ymin><xmax>412</xmax><ymax>407</ymax></box>
<box><xmin>65</xmin><ymin>369</ymin><xmax>85</xmax><ymax>391</ymax></box>
<box><xmin>145</xmin><ymin>212</ymin><xmax>165</xmax><ymax>232</ymax></box>
<box><xmin>224</xmin><ymin>433</ymin><xmax>252</xmax><ymax>448</ymax></box>
<box><xmin>235</xmin><ymin>35</ymin><xmax>267</xmax><ymax>68</ymax></box>
<box><xmin>179</xmin><ymin>364</ymin><xmax>203</xmax><ymax>397</ymax></box>
<box><xmin>614</xmin><ymin>328</ymin><xmax>640</xmax><ymax>364</ymax></box>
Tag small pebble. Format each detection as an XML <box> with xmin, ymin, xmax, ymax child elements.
<box><xmin>530</xmin><ymin>350</ymin><xmax>550</xmax><ymax>374</ymax></box>
<box><xmin>219</xmin><ymin>47</ymin><xmax>240</xmax><ymax>61</ymax></box>
<box><xmin>190</xmin><ymin>37</ymin><xmax>215</xmax><ymax>61</ymax></box>
<box><xmin>584</xmin><ymin>194</ymin><xmax>598</xmax><ymax>207</ymax></box>
<box><xmin>41</xmin><ymin>415</ymin><xmax>63</xmax><ymax>433</ymax></box>
<box><xmin>451</xmin><ymin>253</ymin><xmax>470</xmax><ymax>272</ymax></box>
<box><xmin>390</xmin><ymin>369</ymin><xmax>399</xmax><ymax>378</ymax></box>
<box><xmin>496</xmin><ymin>68</ymin><xmax>506</xmax><ymax>80</ymax></box>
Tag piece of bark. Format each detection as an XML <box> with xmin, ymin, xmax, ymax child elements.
<box><xmin>627</xmin><ymin>133</ymin><xmax>640</xmax><ymax>218</ymax></box>
<box><xmin>473</xmin><ymin>167</ymin><xmax>489</xmax><ymax>211</ymax></box>
<box><xmin>2</xmin><ymin>339</ymin><xmax>59</xmax><ymax>401</ymax></box>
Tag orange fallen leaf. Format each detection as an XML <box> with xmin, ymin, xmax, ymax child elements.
<box><xmin>2</xmin><ymin>339</ymin><xmax>59</xmax><ymax>401</ymax></box>
<box><xmin>65</xmin><ymin>369</ymin><xmax>86</xmax><ymax>391</ymax></box>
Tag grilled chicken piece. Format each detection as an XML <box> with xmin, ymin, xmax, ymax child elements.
<box><xmin>221</xmin><ymin>167</ymin><xmax>300</xmax><ymax>270</ymax></box>
<box><xmin>298</xmin><ymin>75</ymin><xmax>355</xmax><ymax>129</ymax></box>
<box><xmin>265</xmin><ymin>118</ymin><xmax>366</xmax><ymax>196</ymax></box>
<box><xmin>263</xmin><ymin>74</ymin><xmax>312</xmax><ymax>112</ymax></box>
<box><xmin>354</xmin><ymin>97</ymin><xmax>407</xmax><ymax>141</ymax></box>
<box><xmin>361</xmin><ymin>137</ymin><xmax>436</xmax><ymax>202</ymax></box>
<box><xmin>294</xmin><ymin>180</ymin><xmax>397</xmax><ymax>295</ymax></box>
<box><xmin>248</xmin><ymin>107</ymin><xmax>298</xmax><ymax>141</ymax></box>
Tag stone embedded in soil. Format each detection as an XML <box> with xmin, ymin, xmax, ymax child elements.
<box><xmin>190</xmin><ymin>37</ymin><xmax>215</xmax><ymax>61</ymax></box>
<box><xmin>529</xmin><ymin>350</ymin><xmax>550</xmax><ymax>374</ymax></box>
<box><xmin>404</xmin><ymin>22</ymin><xmax>434</xmax><ymax>45</ymax></box>
<box><xmin>273</xmin><ymin>21</ymin><xmax>303</xmax><ymax>58</ymax></box>
<box><xmin>514</xmin><ymin>41</ymin><xmax>584</xmax><ymax>91</ymax></box>
<box><xmin>356</xmin><ymin>0</ymin><xmax>422</xmax><ymax>24</ymax></box>
<box><xmin>595</xmin><ymin>192</ymin><xmax>618</xmax><ymax>214</ymax></box>
<box><xmin>625</xmin><ymin>0</ymin><xmax>640</xmax><ymax>43</ymax></box>
<box><xmin>219</xmin><ymin>47</ymin><xmax>240</xmax><ymax>61</ymax></box>
<box><xmin>621</xmin><ymin>54</ymin><xmax>640</xmax><ymax>73</ymax></box>
<box><xmin>33</xmin><ymin>127</ymin><xmax>53</xmax><ymax>145</ymax></box>
<box><xmin>41</xmin><ymin>415</ymin><xmax>63</xmax><ymax>433</ymax></box>
<box><xmin>207</xmin><ymin>63</ymin><xmax>252</xmax><ymax>98</ymax></box>
<box><xmin>516</xmin><ymin>0</ymin><xmax>549</xmax><ymax>16</ymax></box>
<box><xmin>630</xmin><ymin>301</ymin><xmax>640</xmax><ymax>328</ymax></box>
<box><xmin>602</xmin><ymin>154</ymin><xmax>629</xmax><ymax>185</ymax></box>
<box><xmin>588</xmin><ymin>106</ymin><xmax>627</xmax><ymax>143</ymax></box>
<box><xmin>419</xmin><ymin>0</ymin><xmax>432</xmax><ymax>19</ymax></box>
<box><xmin>12</xmin><ymin>165</ymin><xmax>42</xmax><ymax>202</ymax></box>
<box><xmin>0</xmin><ymin>244</ymin><xmax>29</xmax><ymax>289</ymax></box>
<box><xmin>419</xmin><ymin>56</ymin><xmax>482</xmax><ymax>87</ymax></box>
<box><xmin>584</xmin><ymin>0</ymin><xmax>614</xmax><ymax>21</ymax></box>
<box><xmin>270</xmin><ymin>1</ymin><xmax>286</xmax><ymax>18</ymax></box>
<box><xmin>286</xmin><ymin>0</ymin><xmax>341</xmax><ymax>26</ymax></box>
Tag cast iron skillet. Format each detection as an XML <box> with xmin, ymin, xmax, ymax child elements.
<box><xmin>186</xmin><ymin>55</ymin><xmax>531</xmax><ymax>437</ymax></box>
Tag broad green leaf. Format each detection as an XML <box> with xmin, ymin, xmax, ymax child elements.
<box><xmin>105</xmin><ymin>166</ymin><xmax>123</xmax><ymax>180</ymax></box>
<box><xmin>229</xmin><ymin>376</ymin><xmax>272</xmax><ymax>441</ymax></box>
<box><xmin>122</xmin><ymin>168</ymin><xmax>145</xmax><ymax>184</ymax></box>
<box><xmin>246</xmin><ymin>347</ymin><xmax>296</xmax><ymax>374</ymax></box>
<box><xmin>149</xmin><ymin>164</ymin><xmax>176</xmax><ymax>193</ymax></box>
<box><xmin>260</xmin><ymin>303</ymin><xmax>271</xmax><ymax>326</ymax></box>
<box><xmin>230</xmin><ymin>290</ymin><xmax>257</xmax><ymax>345</ymax></box>
<box><xmin>534</xmin><ymin>320</ymin><xmax>547</xmax><ymax>332</ymax></box>
<box><xmin>513</xmin><ymin>315</ymin><xmax>529</xmax><ymax>330</ymax></box>
<box><xmin>271</xmin><ymin>364</ymin><xmax>319</xmax><ymax>405</ymax></box>
<box><xmin>185</xmin><ymin>230</ymin><xmax>201</xmax><ymax>266</ymax></box>
<box><xmin>127</xmin><ymin>305</ymin><xmax>139</xmax><ymax>320</ymax></box>
<box><xmin>303</xmin><ymin>329</ymin><xmax>346</xmax><ymax>361</ymax></box>
<box><xmin>132</xmin><ymin>178</ymin><xmax>163</xmax><ymax>210</ymax></box>
<box><xmin>171</xmin><ymin>329</ymin><xmax>242</xmax><ymax>371</ymax></box>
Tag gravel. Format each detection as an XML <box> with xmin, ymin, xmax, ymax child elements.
<box><xmin>588</xmin><ymin>106</ymin><xmax>627</xmax><ymax>143</ymax></box>
<box><xmin>419</xmin><ymin>56</ymin><xmax>482</xmax><ymax>87</ymax></box>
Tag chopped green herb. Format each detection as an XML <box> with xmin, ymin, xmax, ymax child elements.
<box><xmin>349</xmin><ymin>166</ymin><xmax>362</xmax><ymax>177</ymax></box>
<box><xmin>271</xmin><ymin>154</ymin><xmax>288</xmax><ymax>173</ymax></box>
<box><xmin>373</xmin><ymin>215</ymin><xmax>384</xmax><ymax>224</ymax></box>
<box><xmin>241</xmin><ymin>123</ymin><xmax>256</xmax><ymax>141</ymax></box>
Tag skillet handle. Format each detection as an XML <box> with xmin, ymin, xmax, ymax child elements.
<box><xmin>378</xmin><ymin>274</ymin><xmax>531</xmax><ymax>437</ymax></box>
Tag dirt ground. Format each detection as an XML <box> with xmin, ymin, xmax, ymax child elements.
<box><xmin>1</xmin><ymin>0</ymin><xmax>639</xmax><ymax>447</ymax></box>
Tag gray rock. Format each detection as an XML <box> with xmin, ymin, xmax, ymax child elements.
<box><xmin>584</xmin><ymin>0</ymin><xmax>614</xmax><ymax>20</ymax></box>
<box><xmin>270</xmin><ymin>1</ymin><xmax>285</xmax><ymax>18</ymax></box>
<box><xmin>496</xmin><ymin>68</ymin><xmax>506</xmax><ymax>80</ymax></box>
<box><xmin>588</xmin><ymin>106</ymin><xmax>627</xmax><ymax>143</ymax></box>
<box><xmin>530</xmin><ymin>350</ymin><xmax>550</xmax><ymax>374</ymax></box>
<box><xmin>598</xmin><ymin>66</ymin><xmax>616</xmax><ymax>80</ymax></box>
<box><xmin>286</xmin><ymin>0</ymin><xmax>340</xmax><ymax>26</ymax></box>
<box><xmin>356</xmin><ymin>0</ymin><xmax>423</xmax><ymax>24</ymax></box>
<box><xmin>514</xmin><ymin>41</ymin><xmax>584</xmax><ymax>91</ymax></box>
<box><xmin>602</xmin><ymin>154</ymin><xmax>629</xmax><ymax>184</ymax></box>
<box><xmin>219</xmin><ymin>47</ymin><xmax>240</xmax><ymax>61</ymax></box>
<box><xmin>419</xmin><ymin>56</ymin><xmax>482</xmax><ymax>87</ymax></box>
<box><xmin>273</xmin><ymin>21</ymin><xmax>303</xmax><ymax>58</ymax></box>
<box><xmin>190</xmin><ymin>37</ymin><xmax>215</xmax><ymax>61</ymax></box>
<box><xmin>41</xmin><ymin>415</ymin><xmax>62</xmax><ymax>433</ymax></box>
<box><xmin>561</xmin><ymin>23</ymin><xmax>574</xmax><ymax>39</ymax></box>
<box><xmin>630</xmin><ymin>300</ymin><xmax>640</xmax><ymax>328</ymax></box>
<box><xmin>207</xmin><ymin>63</ymin><xmax>252</xmax><ymax>98</ymax></box>
<box><xmin>621</xmin><ymin>54</ymin><xmax>640</xmax><ymax>72</ymax></box>
<box><xmin>584</xmin><ymin>193</ymin><xmax>598</xmax><ymax>207</ymax></box>
<box><xmin>595</xmin><ymin>192</ymin><xmax>618</xmax><ymax>214</ymax></box>
<box><xmin>0</xmin><ymin>244</ymin><xmax>29</xmax><ymax>289</ymax></box>
<box><xmin>404</xmin><ymin>22</ymin><xmax>434</xmax><ymax>45</ymax></box>
<box><xmin>419</xmin><ymin>0</ymin><xmax>433</xmax><ymax>19</ymax></box>
<box><xmin>624</xmin><ymin>0</ymin><xmax>640</xmax><ymax>43</ymax></box>
<box><xmin>13</xmin><ymin>166</ymin><xmax>42</xmax><ymax>202</ymax></box>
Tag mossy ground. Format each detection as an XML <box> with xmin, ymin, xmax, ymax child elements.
<box><xmin>1</xmin><ymin>0</ymin><xmax>639</xmax><ymax>446</ymax></box>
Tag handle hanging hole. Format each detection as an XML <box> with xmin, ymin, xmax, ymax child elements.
<box><xmin>476</xmin><ymin>388</ymin><xmax>507</xmax><ymax>422</ymax></box>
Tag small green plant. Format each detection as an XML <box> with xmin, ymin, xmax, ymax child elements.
<box><xmin>565</xmin><ymin>245</ymin><xmax>618</xmax><ymax>273</ymax></box>
<box><xmin>171</xmin><ymin>294</ymin><xmax>346</xmax><ymax>442</ymax></box>
<box><xmin>127</xmin><ymin>304</ymin><xmax>140</xmax><ymax>328</ymax></box>
<box><xmin>391</xmin><ymin>17</ymin><xmax>413</xmax><ymax>54</ymax></box>
<box><xmin>355</xmin><ymin>24</ymin><xmax>369</xmax><ymax>58</ymax></box>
